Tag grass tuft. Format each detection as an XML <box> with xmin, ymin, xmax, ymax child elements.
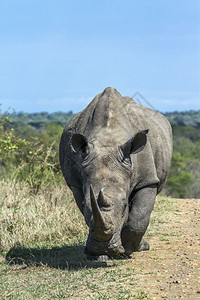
<box><xmin>0</xmin><ymin>180</ymin><xmax>88</xmax><ymax>252</ymax></box>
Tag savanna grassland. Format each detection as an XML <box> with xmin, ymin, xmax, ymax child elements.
<box><xmin>0</xmin><ymin>181</ymin><xmax>199</xmax><ymax>299</ymax></box>
<box><xmin>0</xmin><ymin>110</ymin><xmax>200</xmax><ymax>299</ymax></box>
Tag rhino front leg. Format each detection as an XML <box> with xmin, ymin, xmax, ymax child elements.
<box><xmin>121</xmin><ymin>185</ymin><xmax>157</xmax><ymax>255</ymax></box>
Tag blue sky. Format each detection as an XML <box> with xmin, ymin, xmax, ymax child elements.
<box><xmin>0</xmin><ymin>0</ymin><xmax>199</xmax><ymax>113</ymax></box>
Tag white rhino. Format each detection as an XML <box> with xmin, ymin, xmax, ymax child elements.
<box><xmin>59</xmin><ymin>87</ymin><xmax>173</xmax><ymax>257</ymax></box>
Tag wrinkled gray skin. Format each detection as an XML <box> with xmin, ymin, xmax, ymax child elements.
<box><xmin>59</xmin><ymin>87</ymin><xmax>172</xmax><ymax>257</ymax></box>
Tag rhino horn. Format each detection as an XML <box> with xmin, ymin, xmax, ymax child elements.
<box><xmin>97</xmin><ymin>190</ymin><xmax>109</xmax><ymax>208</ymax></box>
<box><xmin>90</xmin><ymin>186</ymin><xmax>106</xmax><ymax>229</ymax></box>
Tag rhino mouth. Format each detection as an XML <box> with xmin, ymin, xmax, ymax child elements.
<box><xmin>85</xmin><ymin>234</ymin><xmax>125</xmax><ymax>257</ymax></box>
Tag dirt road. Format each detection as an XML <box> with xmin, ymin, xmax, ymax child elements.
<box><xmin>129</xmin><ymin>199</ymin><xmax>200</xmax><ymax>299</ymax></box>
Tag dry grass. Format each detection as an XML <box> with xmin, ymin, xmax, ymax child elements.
<box><xmin>0</xmin><ymin>180</ymin><xmax>88</xmax><ymax>251</ymax></box>
<box><xmin>0</xmin><ymin>180</ymin><xmax>153</xmax><ymax>299</ymax></box>
<box><xmin>0</xmin><ymin>180</ymin><xmax>199</xmax><ymax>299</ymax></box>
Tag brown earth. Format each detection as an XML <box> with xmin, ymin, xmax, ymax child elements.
<box><xmin>126</xmin><ymin>199</ymin><xmax>200</xmax><ymax>299</ymax></box>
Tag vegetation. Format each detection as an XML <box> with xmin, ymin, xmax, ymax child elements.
<box><xmin>0</xmin><ymin>180</ymin><xmax>175</xmax><ymax>299</ymax></box>
<box><xmin>164</xmin><ymin>122</ymin><xmax>200</xmax><ymax>198</ymax></box>
<box><xmin>0</xmin><ymin>181</ymin><xmax>199</xmax><ymax>299</ymax></box>
<box><xmin>0</xmin><ymin>110</ymin><xmax>64</xmax><ymax>193</ymax></box>
<box><xmin>0</xmin><ymin>180</ymin><xmax>87</xmax><ymax>252</ymax></box>
<box><xmin>163</xmin><ymin>110</ymin><xmax>200</xmax><ymax>198</ymax></box>
<box><xmin>0</xmin><ymin>109</ymin><xmax>199</xmax><ymax>298</ymax></box>
<box><xmin>7</xmin><ymin>110</ymin><xmax>74</xmax><ymax>127</ymax></box>
<box><xmin>164</xmin><ymin>110</ymin><xmax>200</xmax><ymax>127</ymax></box>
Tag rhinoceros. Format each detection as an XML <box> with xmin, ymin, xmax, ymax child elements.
<box><xmin>59</xmin><ymin>87</ymin><xmax>172</xmax><ymax>258</ymax></box>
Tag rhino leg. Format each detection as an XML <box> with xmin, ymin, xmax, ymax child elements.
<box><xmin>121</xmin><ymin>185</ymin><xmax>157</xmax><ymax>256</ymax></box>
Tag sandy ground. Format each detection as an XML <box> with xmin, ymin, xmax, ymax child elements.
<box><xmin>127</xmin><ymin>199</ymin><xmax>200</xmax><ymax>299</ymax></box>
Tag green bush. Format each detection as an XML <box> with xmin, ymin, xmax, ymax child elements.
<box><xmin>16</xmin><ymin>142</ymin><xmax>62</xmax><ymax>194</ymax></box>
<box><xmin>0</xmin><ymin>114</ymin><xmax>29</xmax><ymax>158</ymax></box>
<box><xmin>0</xmin><ymin>113</ymin><xmax>62</xmax><ymax>194</ymax></box>
<box><xmin>166</xmin><ymin>151</ymin><xmax>194</xmax><ymax>198</ymax></box>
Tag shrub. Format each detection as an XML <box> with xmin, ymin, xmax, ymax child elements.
<box><xmin>166</xmin><ymin>151</ymin><xmax>194</xmax><ymax>198</ymax></box>
<box><xmin>0</xmin><ymin>112</ymin><xmax>62</xmax><ymax>193</ymax></box>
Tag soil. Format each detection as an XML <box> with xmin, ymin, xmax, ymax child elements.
<box><xmin>127</xmin><ymin>199</ymin><xmax>200</xmax><ymax>299</ymax></box>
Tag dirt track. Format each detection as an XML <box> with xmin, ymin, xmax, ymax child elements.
<box><xmin>129</xmin><ymin>199</ymin><xmax>200</xmax><ymax>299</ymax></box>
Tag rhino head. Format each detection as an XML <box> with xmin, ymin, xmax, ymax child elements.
<box><xmin>71</xmin><ymin>128</ymin><xmax>148</xmax><ymax>257</ymax></box>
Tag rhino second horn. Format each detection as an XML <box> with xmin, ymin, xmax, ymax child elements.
<box><xmin>97</xmin><ymin>190</ymin><xmax>109</xmax><ymax>208</ymax></box>
<box><xmin>90</xmin><ymin>186</ymin><xmax>106</xmax><ymax>228</ymax></box>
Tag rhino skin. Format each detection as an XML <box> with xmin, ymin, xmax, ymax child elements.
<box><xmin>59</xmin><ymin>87</ymin><xmax>173</xmax><ymax>257</ymax></box>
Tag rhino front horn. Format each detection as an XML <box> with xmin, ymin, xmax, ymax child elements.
<box><xmin>90</xmin><ymin>186</ymin><xmax>106</xmax><ymax>228</ymax></box>
<box><xmin>90</xmin><ymin>186</ymin><xmax>114</xmax><ymax>241</ymax></box>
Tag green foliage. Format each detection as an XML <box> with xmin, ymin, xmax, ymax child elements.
<box><xmin>165</xmin><ymin>122</ymin><xmax>200</xmax><ymax>198</ymax></box>
<box><xmin>163</xmin><ymin>113</ymin><xmax>200</xmax><ymax>198</ymax></box>
<box><xmin>16</xmin><ymin>142</ymin><xmax>60</xmax><ymax>194</ymax></box>
<box><xmin>164</xmin><ymin>110</ymin><xmax>200</xmax><ymax>127</ymax></box>
<box><xmin>5</xmin><ymin>110</ymin><xmax>74</xmax><ymax>128</ymax></box>
<box><xmin>0</xmin><ymin>112</ymin><xmax>62</xmax><ymax>194</ymax></box>
<box><xmin>166</xmin><ymin>152</ymin><xmax>194</xmax><ymax>198</ymax></box>
<box><xmin>171</xmin><ymin>123</ymin><xmax>200</xmax><ymax>143</ymax></box>
<box><xmin>0</xmin><ymin>114</ymin><xmax>29</xmax><ymax>156</ymax></box>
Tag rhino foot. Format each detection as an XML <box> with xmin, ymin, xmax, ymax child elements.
<box><xmin>123</xmin><ymin>238</ymin><xmax>150</xmax><ymax>255</ymax></box>
<box><xmin>86</xmin><ymin>255</ymin><xmax>108</xmax><ymax>262</ymax></box>
<box><xmin>138</xmin><ymin>239</ymin><xmax>150</xmax><ymax>252</ymax></box>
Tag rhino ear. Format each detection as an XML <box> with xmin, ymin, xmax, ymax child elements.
<box><xmin>71</xmin><ymin>133</ymin><xmax>89</xmax><ymax>155</ymax></box>
<box><xmin>122</xmin><ymin>129</ymin><xmax>149</xmax><ymax>156</ymax></box>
